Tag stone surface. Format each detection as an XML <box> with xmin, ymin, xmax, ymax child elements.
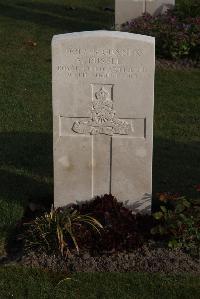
<box><xmin>115</xmin><ymin>0</ymin><xmax>145</xmax><ymax>28</ymax></box>
<box><xmin>146</xmin><ymin>0</ymin><xmax>175</xmax><ymax>16</ymax></box>
<box><xmin>52</xmin><ymin>31</ymin><xmax>155</xmax><ymax>213</ymax></box>
<box><xmin>115</xmin><ymin>0</ymin><xmax>175</xmax><ymax>27</ymax></box>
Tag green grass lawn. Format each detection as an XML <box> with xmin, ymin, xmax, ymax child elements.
<box><xmin>0</xmin><ymin>0</ymin><xmax>200</xmax><ymax>296</ymax></box>
<box><xmin>0</xmin><ymin>0</ymin><xmax>115</xmax><ymax>253</ymax></box>
<box><xmin>0</xmin><ymin>266</ymin><xmax>200</xmax><ymax>299</ymax></box>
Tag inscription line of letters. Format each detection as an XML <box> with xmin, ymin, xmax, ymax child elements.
<box><xmin>56</xmin><ymin>47</ymin><xmax>146</xmax><ymax>80</ymax></box>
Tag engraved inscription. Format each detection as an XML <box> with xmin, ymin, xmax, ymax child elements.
<box><xmin>66</xmin><ymin>48</ymin><xmax>143</xmax><ymax>57</ymax></box>
<box><xmin>57</xmin><ymin>64</ymin><xmax>145</xmax><ymax>80</ymax></box>
<box><xmin>72</xmin><ymin>85</ymin><xmax>131</xmax><ymax>136</ymax></box>
<box><xmin>56</xmin><ymin>46</ymin><xmax>147</xmax><ymax>81</ymax></box>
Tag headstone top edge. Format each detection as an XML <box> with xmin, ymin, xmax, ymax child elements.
<box><xmin>52</xmin><ymin>30</ymin><xmax>155</xmax><ymax>45</ymax></box>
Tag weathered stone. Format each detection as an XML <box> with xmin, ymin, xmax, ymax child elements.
<box><xmin>146</xmin><ymin>0</ymin><xmax>175</xmax><ymax>15</ymax></box>
<box><xmin>115</xmin><ymin>0</ymin><xmax>175</xmax><ymax>27</ymax></box>
<box><xmin>52</xmin><ymin>31</ymin><xmax>155</xmax><ymax>213</ymax></box>
<box><xmin>115</xmin><ymin>0</ymin><xmax>145</xmax><ymax>28</ymax></box>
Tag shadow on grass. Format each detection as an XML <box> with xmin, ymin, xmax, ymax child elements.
<box><xmin>17</xmin><ymin>1</ymin><xmax>114</xmax><ymax>19</ymax></box>
<box><xmin>153</xmin><ymin>137</ymin><xmax>200</xmax><ymax>195</ymax></box>
<box><xmin>0</xmin><ymin>132</ymin><xmax>53</xmax><ymax>206</ymax></box>
<box><xmin>0</xmin><ymin>132</ymin><xmax>199</xmax><ymax>261</ymax></box>
<box><xmin>0</xmin><ymin>132</ymin><xmax>53</xmax><ymax>261</ymax></box>
<box><xmin>0</xmin><ymin>2</ymin><xmax>114</xmax><ymax>32</ymax></box>
<box><xmin>0</xmin><ymin>132</ymin><xmax>200</xmax><ymax>207</ymax></box>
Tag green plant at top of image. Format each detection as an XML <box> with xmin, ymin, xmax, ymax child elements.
<box><xmin>175</xmin><ymin>0</ymin><xmax>200</xmax><ymax>18</ymax></box>
<box><xmin>151</xmin><ymin>196</ymin><xmax>200</xmax><ymax>256</ymax></box>
<box><xmin>123</xmin><ymin>2</ymin><xmax>200</xmax><ymax>60</ymax></box>
<box><xmin>24</xmin><ymin>207</ymin><xmax>103</xmax><ymax>256</ymax></box>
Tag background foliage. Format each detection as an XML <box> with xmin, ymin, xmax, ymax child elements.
<box><xmin>123</xmin><ymin>2</ymin><xmax>200</xmax><ymax>60</ymax></box>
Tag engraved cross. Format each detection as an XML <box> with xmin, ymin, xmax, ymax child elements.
<box><xmin>60</xmin><ymin>84</ymin><xmax>145</xmax><ymax>197</ymax></box>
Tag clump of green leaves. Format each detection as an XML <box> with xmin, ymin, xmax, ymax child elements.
<box><xmin>123</xmin><ymin>9</ymin><xmax>200</xmax><ymax>60</ymax></box>
<box><xmin>151</xmin><ymin>196</ymin><xmax>200</xmax><ymax>255</ymax></box>
<box><xmin>174</xmin><ymin>0</ymin><xmax>200</xmax><ymax>18</ymax></box>
<box><xmin>24</xmin><ymin>207</ymin><xmax>103</xmax><ymax>256</ymax></box>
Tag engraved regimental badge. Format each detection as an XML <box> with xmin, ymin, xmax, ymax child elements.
<box><xmin>72</xmin><ymin>85</ymin><xmax>131</xmax><ymax>136</ymax></box>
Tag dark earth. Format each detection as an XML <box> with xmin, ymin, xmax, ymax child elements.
<box><xmin>2</xmin><ymin>194</ymin><xmax>200</xmax><ymax>274</ymax></box>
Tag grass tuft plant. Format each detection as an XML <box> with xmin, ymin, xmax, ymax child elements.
<box><xmin>24</xmin><ymin>207</ymin><xmax>103</xmax><ymax>256</ymax></box>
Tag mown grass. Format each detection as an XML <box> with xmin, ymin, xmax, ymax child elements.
<box><xmin>0</xmin><ymin>266</ymin><xmax>200</xmax><ymax>299</ymax></box>
<box><xmin>153</xmin><ymin>69</ymin><xmax>200</xmax><ymax>194</ymax></box>
<box><xmin>0</xmin><ymin>0</ymin><xmax>114</xmax><ymax>253</ymax></box>
<box><xmin>0</xmin><ymin>0</ymin><xmax>200</xmax><ymax>297</ymax></box>
<box><xmin>0</xmin><ymin>0</ymin><xmax>200</xmax><ymax>251</ymax></box>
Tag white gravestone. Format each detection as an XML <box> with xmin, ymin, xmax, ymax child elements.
<box><xmin>115</xmin><ymin>0</ymin><xmax>175</xmax><ymax>27</ymax></box>
<box><xmin>146</xmin><ymin>0</ymin><xmax>175</xmax><ymax>16</ymax></box>
<box><xmin>52</xmin><ymin>31</ymin><xmax>155</xmax><ymax>213</ymax></box>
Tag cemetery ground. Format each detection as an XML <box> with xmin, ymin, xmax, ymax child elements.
<box><xmin>0</xmin><ymin>0</ymin><xmax>200</xmax><ymax>297</ymax></box>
